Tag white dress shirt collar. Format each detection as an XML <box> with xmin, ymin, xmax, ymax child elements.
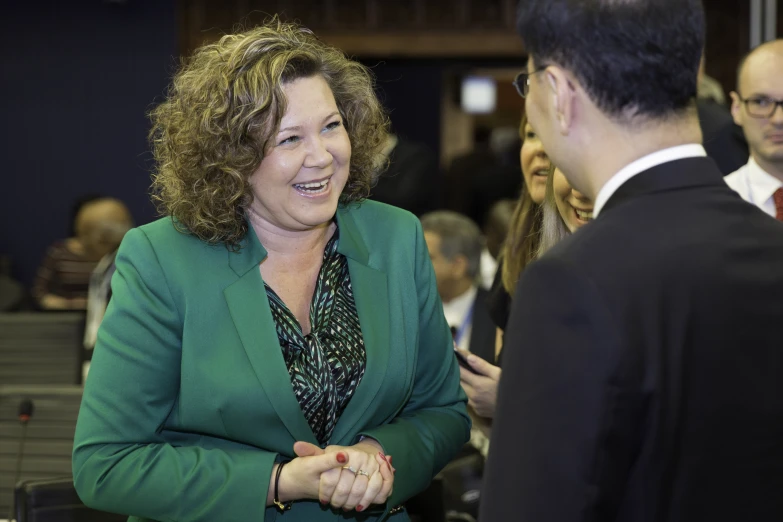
<box><xmin>442</xmin><ymin>285</ymin><xmax>478</xmax><ymax>351</ymax></box>
<box><xmin>593</xmin><ymin>144</ymin><xmax>707</xmax><ymax>218</ymax></box>
<box><xmin>442</xmin><ymin>285</ymin><xmax>477</xmax><ymax>328</ymax></box>
<box><xmin>743</xmin><ymin>157</ymin><xmax>783</xmax><ymax>209</ymax></box>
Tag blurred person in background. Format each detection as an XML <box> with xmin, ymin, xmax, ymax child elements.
<box><xmin>538</xmin><ymin>167</ymin><xmax>594</xmax><ymax>255</ymax></box>
<box><xmin>32</xmin><ymin>197</ymin><xmax>133</xmax><ymax>310</ymax></box>
<box><xmin>725</xmin><ymin>39</ymin><xmax>783</xmax><ymax>218</ymax></box>
<box><xmin>72</xmin><ymin>19</ymin><xmax>469</xmax><ymax>522</ymax></box>
<box><xmin>697</xmin><ymin>53</ymin><xmax>749</xmax><ymax>174</ymax></box>
<box><xmin>421</xmin><ymin>211</ymin><xmax>496</xmax><ymax>364</ymax></box>
<box><xmin>458</xmin><ymin>166</ymin><xmax>593</xmax><ymax>424</ymax></box>
<box><xmin>479</xmin><ymin>198</ymin><xmax>515</xmax><ymax>289</ymax></box>
<box><xmin>457</xmin><ymin>113</ymin><xmax>548</xmax><ymax>433</ymax></box>
<box><xmin>485</xmin><ymin>114</ymin><xmax>547</xmax><ymax>357</ymax></box>
<box><xmin>83</xmin><ymin>217</ymin><xmax>134</xmax><ymax>350</ymax></box>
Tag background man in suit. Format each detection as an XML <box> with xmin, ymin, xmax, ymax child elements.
<box><xmin>481</xmin><ymin>1</ymin><xmax>783</xmax><ymax>521</ymax></box>
<box><xmin>421</xmin><ymin>211</ymin><xmax>495</xmax><ymax>364</ymax></box>
<box><xmin>422</xmin><ymin>210</ymin><xmax>497</xmax><ymax>463</ymax></box>
<box><xmin>725</xmin><ymin>39</ymin><xmax>783</xmax><ymax>219</ymax></box>
<box><xmin>697</xmin><ymin>54</ymin><xmax>749</xmax><ymax>175</ymax></box>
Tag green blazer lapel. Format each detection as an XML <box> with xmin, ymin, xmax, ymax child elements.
<box><xmin>330</xmin><ymin>206</ymin><xmax>391</xmax><ymax>443</ymax></box>
<box><xmin>223</xmin><ymin>225</ymin><xmax>318</xmax><ymax>445</ymax></box>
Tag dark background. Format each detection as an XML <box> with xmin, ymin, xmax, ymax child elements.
<box><xmin>0</xmin><ymin>0</ymin><xmax>762</xmax><ymax>290</ymax></box>
<box><xmin>1</xmin><ymin>0</ymin><xmax>177</xmax><ymax>288</ymax></box>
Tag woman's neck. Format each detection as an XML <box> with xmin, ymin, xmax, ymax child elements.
<box><xmin>246</xmin><ymin>206</ymin><xmax>335</xmax><ymax>258</ymax></box>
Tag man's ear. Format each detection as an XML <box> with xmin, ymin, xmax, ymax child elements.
<box><xmin>545</xmin><ymin>66</ymin><xmax>576</xmax><ymax>136</ymax></box>
<box><xmin>729</xmin><ymin>91</ymin><xmax>743</xmax><ymax>126</ymax></box>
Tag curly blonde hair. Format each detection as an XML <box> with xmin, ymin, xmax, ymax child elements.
<box><xmin>149</xmin><ymin>18</ymin><xmax>390</xmax><ymax>248</ymax></box>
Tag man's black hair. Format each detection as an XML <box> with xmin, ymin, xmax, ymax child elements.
<box><xmin>517</xmin><ymin>0</ymin><xmax>705</xmax><ymax>120</ymax></box>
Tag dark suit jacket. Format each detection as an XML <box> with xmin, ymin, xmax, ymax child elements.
<box><xmin>481</xmin><ymin>157</ymin><xmax>783</xmax><ymax>522</ymax></box>
<box><xmin>468</xmin><ymin>287</ymin><xmax>497</xmax><ymax>365</ymax></box>
<box><xmin>698</xmin><ymin>100</ymin><xmax>749</xmax><ymax>175</ymax></box>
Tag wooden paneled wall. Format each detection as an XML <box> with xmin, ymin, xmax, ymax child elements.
<box><xmin>179</xmin><ymin>0</ymin><xmax>524</xmax><ymax>58</ymax></box>
<box><xmin>179</xmin><ymin>0</ymin><xmax>767</xmax><ymax>96</ymax></box>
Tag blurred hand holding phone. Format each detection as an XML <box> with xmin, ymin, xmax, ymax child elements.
<box><xmin>454</xmin><ymin>345</ymin><xmax>478</xmax><ymax>373</ymax></box>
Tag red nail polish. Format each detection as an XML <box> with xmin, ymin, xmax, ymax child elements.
<box><xmin>357</xmin><ymin>505</ymin><xmax>364</xmax><ymax>512</ymax></box>
<box><xmin>320</xmin><ymin>499</ymin><xmax>328</xmax><ymax>505</ymax></box>
<box><xmin>343</xmin><ymin>507</ymin><xmax>350</xmax><ymax>512</ymax></box>
<box><xmin>337</xmin><ymin>452</ymin><xmax>347</xmax><ymax>464</ymax></box>
<box><xmin>388</xmin><ymin>456</ymin><xmax>393</xmax><ymax>464</ymax></box>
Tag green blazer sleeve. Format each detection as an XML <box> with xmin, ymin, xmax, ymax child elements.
<box><xmin>72</xmin><ymin>228</ymin><xmax>276</xmax><ymax>522</ymax></box>
<box><xmin>358</xmin><ymin>218</ymin><xmax>471</xmax><ymax>509</ymax></box>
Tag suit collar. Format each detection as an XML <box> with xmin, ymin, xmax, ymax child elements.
<box><xmin>601</xmin><ymin>156</ymin><xmax>725</xmax><ymax>215</ymax></box>
<box><xmin>228</xmin><ymin>220</ymin><xmax>267</xmax><ymax>277</ymax></box>
<box><xmin>593</xmin><ymin>144</ymin><xmax>707</xmax><ymax>217</ymax></box>
<box><xmin>228</xmin><ymin>203</ymin><xmax>370</xmax><ymax>277</ymax></box>
<box><xmin>745</xmin><ymin>157</ymin><xmax>783</xmax><ymax>206</ymax></box>
<box><xmin>334</xmin><ymin>204</ymin><xmax>370</xmax><ymax>265</ymax></box>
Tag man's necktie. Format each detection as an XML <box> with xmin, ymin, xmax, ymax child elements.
<box><xmin>774</xmin><ymin>187</ymin><xmax>783</xmax><ymax>221</ymax></box>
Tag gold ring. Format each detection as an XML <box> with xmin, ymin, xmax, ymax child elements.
<box><xmin>341</xmin><ymin>465</ymin><xmax>357</xmax><ymax>474</ymax></box>
<box><xmin>356</xmin><ymin>469</ymin><xmax>370</xmax><ymax>478</ymax></box>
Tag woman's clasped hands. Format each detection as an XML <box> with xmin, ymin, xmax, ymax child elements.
<box><xmin>281</xmin><ymin>440</ymin><xmax>395</xmax><ymax>512</ymax></box>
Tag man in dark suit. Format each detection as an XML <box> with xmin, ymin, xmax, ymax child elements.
<box><xmin>697</xmin><ymin>55</ymin><xmax>749</xmax><ymax>175</ymax></box>
<box><xmin>698</xmin><ymin>99</ymin><xmax>749</xmax><ymax>175</ymax></box>
<box><xmin>481</xmin><ymin>1</ymin><xmax>783</xmax><ymax>521</ymax></box>
<box><xmin>420</xmin><ymin>211</ymin><xmax>496</xmax><ymax>365</ymax></box>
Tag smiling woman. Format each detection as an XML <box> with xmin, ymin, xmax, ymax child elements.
<box><xmin>72</xmin><ymin>17</ymin><xmax>470</xmax><ymax>522</ymax></box>
<box><xmin>538</xmin><ymin>166</ymin><xmax>594</xmax><ymax>256</ymax></box>
<box><xmin>248</xmin><ymin>77</ymin><xmax>351</xmax><ymax>233</ymax></box>
<box><xmin>147</xmin><ymin>21</ymin><xmax>388</xmax><ymax>249</ymax></box>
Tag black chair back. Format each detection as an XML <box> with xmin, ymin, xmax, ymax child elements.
<box><xmin>14</xmin><ymin>477</ymin><xmax>126</xmax><ymax>522</ymax></box>
<box><xmin>0</xmin><ymin>386</ymin><xmax>83</xmax><ymax>517</ymax></box>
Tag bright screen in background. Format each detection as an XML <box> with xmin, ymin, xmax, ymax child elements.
<box><xmin>461</xmin><ymin>76</ymin><xmax>497</xmax><ymax>114</ymax></box>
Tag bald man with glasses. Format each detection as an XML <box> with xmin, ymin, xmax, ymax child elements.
<box><xmin>726</xmin><ymin>39</ymin><xmax>783</xmax><ymax>220</ymax></box>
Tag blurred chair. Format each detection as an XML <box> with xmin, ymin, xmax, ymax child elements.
<box><xmin>14</xmin><ymin>477</ymin><xmax>126</xmax><ymax>522</ymax></box>
<box><xmin>0</xmin><ymin>313</ymin><xmax>84</xmax><ymax>385</ymax></box>
<box><xmin>406</xmin><ymin>475</ymin><xmax>447</xmax><ymax>522</ymax></box>
<box><xmin>0</xmin><ymin>275</ymin><xmax>26</xmax><ymax>312</ymax></box>
<box><xmin>0</xmin><ymin>386</ymin><xmax>83</xmax><ymax>517</ymax></box>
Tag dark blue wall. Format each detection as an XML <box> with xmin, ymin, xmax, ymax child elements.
<box><xmin>0</xmin><ymin>0</ymin><xmax>177</xmax><ymax>288</ymax></box>
<box><xmin>364</xmin><ymin>59</ymin><xmax>444</xmax><ymax>158</ymax></box>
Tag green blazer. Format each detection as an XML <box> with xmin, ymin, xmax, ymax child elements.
<box><xmin>72</xmin><ymin>200</ymin><xmax>470</xmax><ymax>522</ymax></box>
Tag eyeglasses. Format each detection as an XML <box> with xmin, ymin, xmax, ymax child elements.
<box><xmin>738</xmin><ymin>95</ymin><xmax>783</xmax><ymax>119</ymax></box>
<box><xmin>512</xmin><ymin>68</ymin><xmax>546</xmax><ymax>98</ymax></box>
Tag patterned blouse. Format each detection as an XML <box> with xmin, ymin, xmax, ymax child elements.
<box><xmin>264</xmin><ymin>229</ymin><xmax>367</xmax><ymax>446</ymax></box>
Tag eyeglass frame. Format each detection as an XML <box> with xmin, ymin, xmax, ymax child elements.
<box><xmin>512</xmin><ymin>68</ymin><xmax>547</xmax><ymax>98</ymax></box>
<box><xmin>736</xmin><ymin>94</ymin><xmax>783</xmax><ymax>119</ymax></box>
